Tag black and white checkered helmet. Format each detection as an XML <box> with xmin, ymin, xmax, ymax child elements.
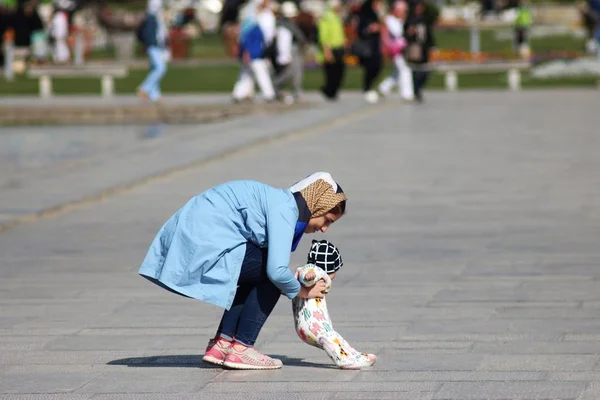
<box><xmin>307</xmin><ymin>239</ymin><xmax>343</xmax><ymax>274</ymax></box>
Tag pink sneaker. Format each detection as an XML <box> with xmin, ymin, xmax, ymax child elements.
<box><xmin>223</xmin><ymin>343</ymin><xmax>283</xmax><ymax>370</ymax></box>
<box><xmin>202</xmin><ymin>338</ymin><xmax>231</xmax><ymax>366</ymax></box>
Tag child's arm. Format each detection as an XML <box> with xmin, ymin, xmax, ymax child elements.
<box><xmin>296</xmin><ymin>264</ymin><xmax>321</xmax><ymax>287</ymax></box>
<box><xmin>296</xmin><ymin>264</ymin><xmax>332</xmax><ymax>292</ymax></box>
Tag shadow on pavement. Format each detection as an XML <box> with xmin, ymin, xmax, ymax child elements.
<box><xmin>268</xmin><ymin>355</ymin><xmax>337</xmax><ymax>369</ymax></box>
<box><xmin>107</xmin><ymin>355</ymin><xmax>218</xmax><ymax>369</ymax></box>
<box><xmin>107</xmin><ymin>354</ymin><xmax>335</xmax><ymax>369</ymax></box>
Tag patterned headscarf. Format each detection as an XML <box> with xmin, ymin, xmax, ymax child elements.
<box><xmin>289</xmin><ymin>172</ymin><xmax>347</xmax><ymax>218</ymax></box>
<box><xmin>287</xmin><ymin>172</ymin><xmax>347</xmax><ymax>252</ymax></box>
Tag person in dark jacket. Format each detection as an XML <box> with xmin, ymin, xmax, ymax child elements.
<box><xmin>404</xmin><ymin>0</ymin><xmax>435</xmax><ymax>102</ymax></box>
<box><xmin>590</xmin><ymin>0</ymin><xmax>600</xmax><ymax>54</ymax></box>
<box><xmin>13</xmin><ymin>1</ymin><xmax>43</xmax><ymax>49</ymax></box>
<box><xmin>220</xmin><ymin>0</ymin><xmax>246</xmax><ymax>31</ymax></box>
<box><xmin>356</xmin><ymin>0</ymin><xmax>384</xmax><ymax>103</ymax></box>
<box><xmin>137</xmin><ymin>0</ymin><xmax>169</xmax><ymax>102</ymax></box>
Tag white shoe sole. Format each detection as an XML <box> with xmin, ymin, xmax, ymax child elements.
<box><xmin>202</xmin><ymin>355</ymin><xmax>224</xmax><ymax>366</ymax></box>
<box><xmin>340</xmin><ymin>356</ymin><xmax>377</xmax><ymax>369</ymax></box>
<box><xmin>341</xmin><ymin>361</ymin><xmax>376</xmax><ymax>369</ymax></box>
<box><xmin>223</xmin><ymin>360</ymin><xmax>282</xmax><ymax>370</ymax></box>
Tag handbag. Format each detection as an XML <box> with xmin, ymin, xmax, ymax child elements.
<box><xmin>405</xmin><ymin>43</ymin><xmax>422</xmax><ymax>62</ymax></box>
<box><xmin>350</xmin><ymin>39</ymin><xmax>372</xmax><ymax>59</ymax></box>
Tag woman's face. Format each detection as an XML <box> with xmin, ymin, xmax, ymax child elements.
<box><xmin>305</xmin><ymin>212</ymin><xmax>342</xmax><ymax>234</ymax></box>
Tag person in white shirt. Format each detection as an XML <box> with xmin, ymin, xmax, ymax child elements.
<box><xmin>273</xmin><ymin>1</ymin><xmax>306</xmax><ymax>103</ymax></box>
<box><xmin>50</xmin><ymin>3</ymin><xmax>70</xmax><ymax>64</ymax></box>
<box><xmin>256</xmin><ymin>0</ymin><xmax>276</xmax><ymax>47</ymax></box>
<box><xmin>378</xmin><ymin>0</ymin><xmax>414</xmax><ymax>101</ymax></box>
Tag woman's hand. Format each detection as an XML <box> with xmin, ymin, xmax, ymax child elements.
<box><xmin>298</xmin><ymin>279</ymin><xmax>327</xmax><ymax>299</ymax></box>
<box><xmin>324</xmin><ymin>47</ymin><xmax>334</xmax><ymax>63</ymax></box>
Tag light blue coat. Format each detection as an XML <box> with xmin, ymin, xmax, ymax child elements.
<box><xmin>139</xmin><ymin>180</ymin><xmax>303</xmax><ymax>310</ymax></box>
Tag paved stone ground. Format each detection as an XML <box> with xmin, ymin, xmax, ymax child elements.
<box><xmin>0</xmin><ymin>94</ymin><xmax>236</xmax><ymax>107</ymax></box>
<box><xmin>0</xmin><ymin>93</ymin><xmax>309</xmax><ymax>126</ymax></box>
<box><xmin>1</xmin><ymin>90</ymin><xmax>600</xmax><ymax>400</ymax></box>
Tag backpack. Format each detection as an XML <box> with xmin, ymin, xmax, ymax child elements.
<box><xmin>135</xmin><ymin>16</ymin><xmax>148</xmax><ymax>43</ymax></box>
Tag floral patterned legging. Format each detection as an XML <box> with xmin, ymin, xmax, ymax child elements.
<box><xmin>292</xmin><ymin>265</ymin><xmax>373</xmax><ymax>368</ymax></box>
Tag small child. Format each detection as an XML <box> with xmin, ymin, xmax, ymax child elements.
<box><xmin>292</xmin><ymin>239</ymin><xmax>377</xmax><ymax>369</ymax></box>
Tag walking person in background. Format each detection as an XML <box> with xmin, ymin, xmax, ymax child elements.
<box><xmin>581</xmin><ymin>0</ymin><xmax>599</xmax><ymax>54</ymax></box>
<box><xmin>13</xmin><ymin>1</ymin><xmax>44</xmax><ymax>54</ymax></box>
<box><xmin>513</xmin><ymin>0</ymin><xmax>532</xmax><ymax>59</ymax></box>
<box><xmin>317</xmin><ymin>0</ymin><xmax>346</xmax><ymax>101</ymax></box>
<box><xmin>232</xmin><ymin>0</ymin><xmax>277</xmax><ymax>103</ymax></box>
<box><xmin>378</xmin><ymin>0</ymin><xmax>413</xmax><ymax>101</ymax></box>
<box><xmin>404</xmin><ymin>0</ymin><xmax>435</xmax><ymax>103</ymax></box>
<box><xmin>273</xmin><ymin>1</ymin><xmax>306</xmax><ymax>103</ymax></box>
<box><xmin>137</xmin><ymin>0</ymin><xmax>170</xmax><ymax>102</ymax></box>
<box><xmin>586</xmin><ymin>0</ymin><xmax>600</xmax><ymax>55</ymax></box>
<box><xmin>356</xmin><ymin>0</ymin><xmax>384</xmax><ymax>104</ymax></box>
<box><xmin>49</xmin><ymin>1</ymin><xmax>70</xmax><ymax>64</ymax></box>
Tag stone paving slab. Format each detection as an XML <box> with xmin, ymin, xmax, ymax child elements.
<box><xmin>433</xmin><ymin>381</ymin><xmax>586</xmax><ymax>400</ymax></box>
<box><xmin>0</xmin><ymin>101</ymin><xmax>294</xmax><ymax>126</ymax></box>
<box><xmin>0</xmin><ymin>93</ymin><xmax>372</xmax><ymax>231</ymax></box>
<box><xmin>1</xmin><ymin>90</ymin><xmax>600</xmax><ymax>399</ymax></box>
<box><xmin>0</xmin><ymin>94</ymin><xmax>308</xmax><ymax>125</ymax></box>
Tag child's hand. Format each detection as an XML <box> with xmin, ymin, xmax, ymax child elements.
<box><xmin>297</xmin><ymin>266</ymin><xmax>319</xmax><ymax>287</ymax></box>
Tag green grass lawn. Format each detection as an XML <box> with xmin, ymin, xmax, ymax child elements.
<box><xmin>435</xmin><ymin>28</ymin><xmax>586</xmax><ymax>53</ymax></box>
<box><xmin>0</xmin><ymin>64</ymin><xmax>596</xmax><ymax>96</ymax></box>
<box><xmin>85</xmin><ymin>27</ymin><xmax>587</xmax><ymax>62</ymax></box>
<box><xmin>87</xmin><ymin>32</ymin><xmax>227</xmax><ymax>61</ymax></box>
<box><xmin>189</xmin><ymin>33</ymin><xmax>230</xmax><ymax>59</ymax></box>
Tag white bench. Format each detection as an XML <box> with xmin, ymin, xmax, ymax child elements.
<box><xmin>424</xmin><ymin>61</ymin><xmax>531</xmax><ymax>91</ymax></box>
<box><xmin>27</xmin><ymin>63</ymin><xmax>128</xmax><ymax>98</ymax></box>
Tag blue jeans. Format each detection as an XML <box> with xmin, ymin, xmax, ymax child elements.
<box><xmin>140</xmin><ymin>46</ymin><xmax>167</xmax><ymax>101</ymax></box>
<box><xmin>216</xmin><ymin>242</ymin><xmax>281</xmax><ymax>346</ymax></box>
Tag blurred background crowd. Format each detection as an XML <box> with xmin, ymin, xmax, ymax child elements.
<box><xmin>0</xmin><ymin>0</ymin><xmax>598</xmax><ymax>99</ymax></box>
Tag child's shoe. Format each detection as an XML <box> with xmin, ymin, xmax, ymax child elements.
<box><xmin>202</xmin><ymin>337</ymin><xmax>231</xmax><ymax>366</ymax></box>
<box><xmin>341</xmin><ymin>352</ymin><xmax>377</xmax><ymax>369</ymax></box>
<box><xmin>223</xmin><ymin>342</ymin><xmax>283</xmax><ymax>370</ymax></box>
